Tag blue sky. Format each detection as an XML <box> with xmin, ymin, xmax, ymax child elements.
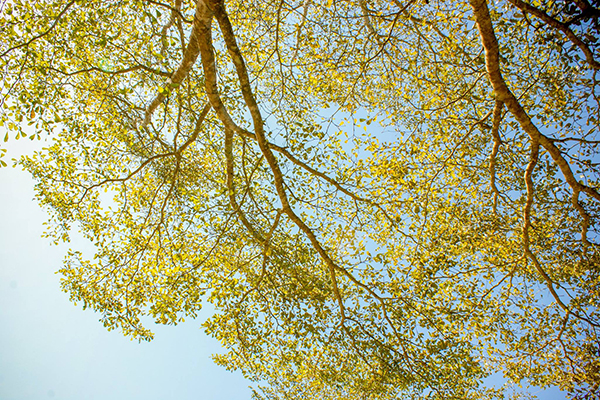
<box><xmin>0</xmin><ymin>137</ymin><xmax>251</xmax><ymax>400</ymax></box>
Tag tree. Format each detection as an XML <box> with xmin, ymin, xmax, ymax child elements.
<box><xmin>1</xmin><ymin>0</ymin><xmax>599</xmax><ymax>398</ymax></box>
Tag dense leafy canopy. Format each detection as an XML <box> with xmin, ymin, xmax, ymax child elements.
<box><xmin>2</xmin><ymin>0</ymin><xmax>600</xmax><ymax>398</ymax></box>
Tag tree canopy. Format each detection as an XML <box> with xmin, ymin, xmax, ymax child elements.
<box><xmin>1</xmin><ymin>0</ymin><xmax>600</xmax><ymax>398</ymax></box>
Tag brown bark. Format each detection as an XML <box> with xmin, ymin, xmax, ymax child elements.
<box><xmin>507</xmin><ymin>0</ymin><xmax>600</xmax><ymax>70</ymax></box>
<box><xmin>140</xmin><ymin>0</ymin><xmax>205</xmax><ymax>129</ymax></box>
<box><xmin>489</xmin><ymin>100</ymin><xmax>504</xmax><ymax>213</ymax></box>
<box><xmin>204</xmin><ymin>0</ymin><xmax>348</xmax><ymax>317</ymax></box>
<box><xmin>470</xmin><ymin>0</ymin><xmax>600</xmax><ymax>203</ymax></box>
<box><xmin>470</xmin><ymin>0</ymin><xmax>599</xmax><ymax>327</ymax></box>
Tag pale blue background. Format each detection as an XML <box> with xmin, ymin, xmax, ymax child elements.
<box><xmin>0</xmin><ymin>138</ymin><xmax>252</xmax><ymax>400</ymax></box>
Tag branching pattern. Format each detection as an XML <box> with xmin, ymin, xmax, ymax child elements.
<box><xmin>2</xmin><ymin>0</ymin><xmax>600</xmax><ymax>398</ymax></box>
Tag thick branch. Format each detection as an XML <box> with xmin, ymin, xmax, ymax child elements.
<box><xmin>359</xmin><ymin>0</ymin><xmax>378</xmax><ymax>39</ymax></box>
<box><xmin>522</xmin><ymin>141</ymin><xmax>540</xmax><ymax>252</ymax></box>
<box><xmin>489</xmin><ymin>100</ymin><xmax>504</xmax><ymax>213</ymax></box>
<box><xmin>522</xmin><ymin>142</ymin><xmax>598</xmax><ymax>326</ymax></box>
<box><xmin>139</xmin><ymin>0</ymin><xmax>205</xmax><ymax>129</ymax></box>
<box><xmin>198</xmin><ymin>1</ymin><xmax>414</xmax><ymax>341</ymax></box>
<box><xmin>471</xmin><ymin>0</ymin><xmax>599</xmax><ymax>327</ymax></box>
<box><xmin>233</xmin><ymin>127</ymin><xmax>384</xmax><ymax>217</ymax></box>
<box><xmin>159</xmin><ymin>0</ymin><xmax>183</xmax><ymax>55</ymax></box>
<box><xmin>470</xmin><ymin>0</ymin><xmax>600</xmax><ymax>206</ymax></box>
<box><xmin>507</xmin><ymin>0</ymin><xmax>600</xmax><ymax>69</ymax></box>
<box><xmin>146</xmin><ymin>0</ymin><xmax>192</xmax><ymax>23</ymax></box>
<box><xmin>196</xmin><ymin>0</ymin><xmax>348</xmax><ymax>314</ymax></box>
<box><xmin>224</xmin><ymin>127</ymin><xmax>265</xmax><ymax>243</ymax></box>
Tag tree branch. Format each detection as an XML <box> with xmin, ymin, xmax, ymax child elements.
<box><xmin>489</xmin><ymin>100</ymin><xmax>504</xmax><ymax>213</ymax></box>
<box><xmin>139</xmin><ymin>0</ymin><xmax>205</xmax><ymax>129</ymax></box>
<box><xmin>145</xmin><ymin>0</ymin><xmax>193</xmax><ymax>23</ymax></box>
<box><xmin>507</xmin><ymin>0</ymin><xmax>600</xmax><ymax>69</ymax></box>
<box><xmin>48</xmin><ymin>64</ymin><xmax>172</xmax><ymax>78</ymax></box>
<box><xmin>522</xmin><ymin>141</ymin><xmax>598</xmax><ymax>326</ymax></box>
<box><xmin>78</xmin><ymin>101</ymin><xmax>210</xmax><ymax>203</ymax></box>
<box><xmin>224</xmin><ymin>127</ymin><xmax>265</xmax><ymax>243</ymax></box>
<box><xmin>471</xmin><ymin>0</ymin><xmax>599</xmax><ymax>327</ymax></box>
<box><xmin>197</xmin><ymin>0</ymin><xmax>349</xmax><ymax>317</ymax></box>
<box><xmin>0</xmin><ymin>0</ymin><xmax>77</xmax><ymax>57</ymax></box>
<box><xmin>470</xmin><ymin>0</ymin><xmax>600</xmax><ymax>229</ymax></box>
